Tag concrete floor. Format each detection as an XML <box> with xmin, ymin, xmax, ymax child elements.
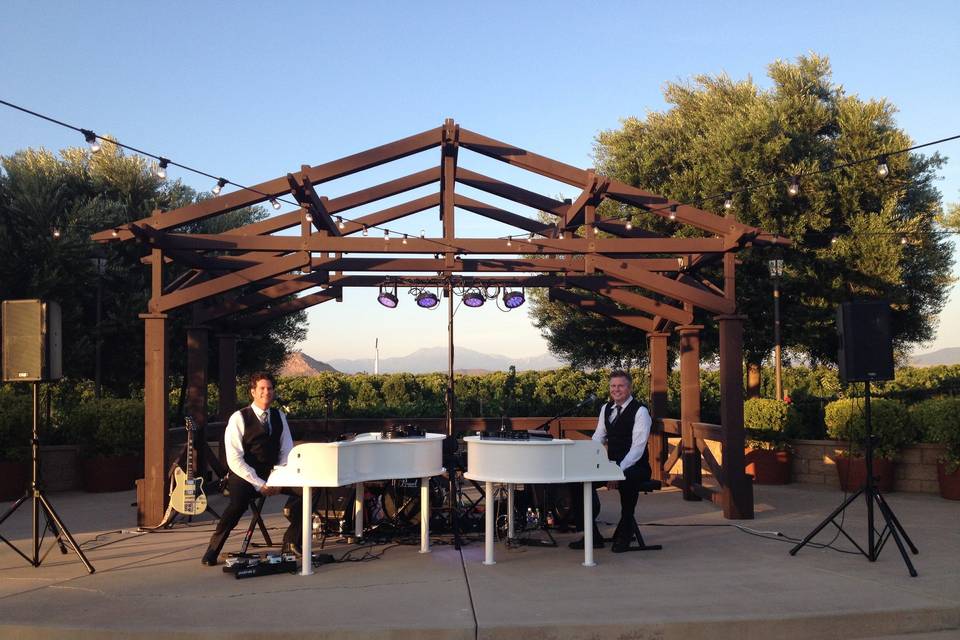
<box><xmin>0</xmin><ymin>483</ymin><xmax>957</xmax><ymax>640</ymax></box>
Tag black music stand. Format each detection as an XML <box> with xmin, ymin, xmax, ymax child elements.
<box><xmin>0</xmin><ymin>383</ymin><xmax>94</xmax><ymax>573</ymax></box>
<box><xmin>790</xmin><ymin>381</ymin><xmax>918</xmax><ymax>576</ymax></box>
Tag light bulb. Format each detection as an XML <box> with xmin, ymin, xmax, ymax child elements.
<box><xmin>625</xmin><ymin>220</ymin><xmax>633</xmax><ymax>230</ymax></box>
<box><xmin>155</xmin><ymin>158</ymin><xmax>168</xmax><ymax>179</ymax></box>
<box><xmin>82</xmin><ymin>130</ymin><xmax>100</xmax><ymax>153</ymax></box>
<box><xmin>506</xmin><ymin>237</ymin><xmax>512</xmax><ymax>247</ymax></box>
<box><xmin>384</xmin><ymin>229</ymin><xmax>390</xmax><ymax>241</ymax></box>
<box><xmin>52</xmin><ymin>228</ymin><xmax>61</xmax><ymax>239</ymax></box>
<box><xmin>669</xmin><ymin>205</ymin><xmax>677</xmax><ymax>221</ymax></box>
<box><xmin>402</xmin><ymin>234</ymin><xmax>408</xmax><ymax>245</ymax></box>
<box><xmin>362</xmin><ymin>226</ymin><xmax>368</xmax><ymax>237</ymax></box>
<box><xmin>305</xmin><ymin>212</ymin><xmax>313</xmax><ymax>222</ymax></box>
<box><xmin>787</xmin><ymin>177</ymin><xmax>799</xmax><ymax>197</ymax></box>
<box><xmin>212</xmin><ymin>178</ymin><xmax>227</xmax><ymax>195</ymax></box>
<box><xmin>877</xmin><ymin>157</ymin><xmax>890</xmax><ymax>178</ymax></box>
<box><xmin>271</xmin><ymin>199</ymin><xmax>281</xmax><ymax>210</ymax></box>
<box><xmin>723</xmin><ymin>192</ymin><xmax>733</xmax><ymax>210</ymax></box>
<box><xmin>337</xmin><ymin>216</ymin><xmax>345</xmax><ymax>230</ymax></box>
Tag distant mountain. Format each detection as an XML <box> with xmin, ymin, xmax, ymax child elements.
<box><xmin>279</xmin><ymin>351</ymin><xmax>340</xmax><ymax>377</ymax></box>
<box><xmin>325</xmin><ymin>346</ymin><xmax>564</xmax><ymax>374</ymax></box>
<box><xmin>909</xmin><ymin>347</ymin><xmax>960</xmax><ymax>367</ymax></box>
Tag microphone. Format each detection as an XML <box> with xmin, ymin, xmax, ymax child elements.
<box><xmin>576</xmin><ymin>393</ymin><xmax>597</xmax><ymax>408</ymax></box>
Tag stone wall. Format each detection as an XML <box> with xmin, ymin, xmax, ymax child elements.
<box><xmin>791</xmin><ymin>440</ymin><xmax>944</xmax><ymax>494</ymax></box>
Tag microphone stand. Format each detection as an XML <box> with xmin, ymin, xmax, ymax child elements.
<box><xmin>536</xmin><ymin>396</ymin><xmax>597</xmax><ymax>438</ymax></box>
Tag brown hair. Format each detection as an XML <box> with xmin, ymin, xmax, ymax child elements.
<box><xmin>609</xmin><ymin>370</ymin><xmax>632</xmax><ymax>385</ymax></box>
<box><xmin>248</xmin><ymin>371</ymin><xmax>276</xmax><ymax>390</ymax></box>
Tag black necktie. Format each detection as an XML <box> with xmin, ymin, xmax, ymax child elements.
<box><xmin>261</xmin><ymin>411</ymin><xmax>271</xmax><ymax>435</ymax></box>
<box><xmin>613</xmin><ymin>405</ymin><xmax>621</xmax><ymax>422</ymax></box>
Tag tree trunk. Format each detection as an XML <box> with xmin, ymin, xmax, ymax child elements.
<box><xmin>746</xmin><ymin>361</ymin><xmax>761</xmax><ymax>399</ymax></box>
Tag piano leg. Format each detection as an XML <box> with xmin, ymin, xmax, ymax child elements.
<box><xmin>354</xmin><ymin>482</ymin><xmax>364</xmax><ymax>540</ymax></box>
<box><xmin>484</xmin><ymin>481</ymin><xmax>496</xmax><ymax>565</ymax></box>
<box><xmin>419</xmin><ymin>476</ymin><xmax>430</xmax><ymax>554</ymax></box>
<box><xmin>507</xmin><ymin>484</ymin><xmax>515</xmax><ymax>539</ymax></box>
<box><xmin>301</xmin><ymin>485</ymin><xmax>313</xmax><ymax>576</ymax></box>
<box><xmin>582</xmin><ymin>482</ymin><xmax>596</xmax><ymax>567</ymax></box>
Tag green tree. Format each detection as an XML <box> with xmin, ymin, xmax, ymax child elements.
<box><xmin>531</xmin><ymin>54</ymin><xmax>954</xmax><ymax>374</ymax></box>
<box><xmin>0</xmin><ymin>141</ymin><xmax>306</xmax><ymax>396</ymax></box>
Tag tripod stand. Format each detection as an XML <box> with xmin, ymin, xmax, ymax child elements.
<box><xmin>0</xmin><ymin>383</ymin><xmax>94</xmax><ymax>573</ymax></box>
<box><xmin>790</xmin><ymin>381</ymin><xmax>918</xmax><ymax>576</ymax></box>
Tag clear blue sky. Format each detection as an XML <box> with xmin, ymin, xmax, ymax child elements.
<box><xmin>2</xmin><ymin>1</ymin><xmax>959</xmax><ymax>362</ymax></box>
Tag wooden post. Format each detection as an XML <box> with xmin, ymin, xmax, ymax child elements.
<box><xmin>217</xmin><ymin>334</ymin><xmax>238</xmax><ymax>421</ymax></box>
<box><xmin>717</xmin><ymin>313</ymin><xmax>754</xmax><ymax>519</ymax></box>
<box><xmin>185</xmin><ymin>327</ymin><xmax>209</xmax><ymax>428</ymax></box>
<box><xmin>139</xmin><ymin>312</ymin><xmax>168</xmax><ymax>527</ymax></box>
<box><xmin>647</xmin><ymin>332</ymin><xmax>670</xmax><ymax>483</ymax></box>
<box><xmin>677</xmin><ymin>324</ymin><xmax>703</xmax><ymax>501</ymax></box>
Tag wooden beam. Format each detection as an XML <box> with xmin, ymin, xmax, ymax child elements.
<box><xmin>459</xmin><ymin>127</ymin><xmax>590</xmax><ymax>187</ymax></box>
<box><xmin>338</xmin><ymin>193</ymin><xmax>441</xmax><ymax>236</ymax></box>
<box><xmin>230</xmin><ymin>288</ymin><xmax>341</xmax><ymax>329</ymax></box>
<box><xmin>91</xmin><ymin>126</ymin><xmax>443</xmax><ymax>241</ymax></box>
<box><xmin>157</xmin><ymin>252</ymin><xmax>310</xmax><ymax>313</ymax></box>
<box><xmin>549</xmin><ymin>288</ymin><xmax>654</xmax><ymax>332</ymax></box>
<box><xmin>573</xmin><ymin>281</ymin><xmax>693</xmax><ymax>325</ymax></box>
<box><xmin>454</xmin><ymin>194</ymin><xmax>552</xmax><ymax>236</ymax></box>
<box><xmin>592</xmin><ymin>255</ymin><xmax>734</xmax><ymax>314</ymax></box>
<box><xmin>325</xmin><ymin>167</ymin><xmax>441</xmax><ymax>215</ymax></box>
<box><xmin>456</xmin><ymin>167</ymin><xmax>569</xmax><ymax>217</ymax></box>
<box><xmin>287</xmin><ymin>174</ymin><xmax>339</xmax><ymax>235</ymax></box>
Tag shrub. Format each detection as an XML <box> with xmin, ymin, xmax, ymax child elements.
<box><xmin>61</xmin><ymin>399</ymin><xmax>145</xmax><ymax>458</ymax></box>
<box><xmin>743</xmin><ymin>398</ymin><xmax>798</xmax><ymax>450</ymax></box>
<box><xmin>0</xmin><ymin>388</ymin><xmax>32</xmax><ymax>461</ymax></box>
<box><xmin>824</xmin><ymin>398</ymin><xmax>914</xmax><ymax>459</ymax></box>
<box><xmin>910</xmin><ymin>397</ymin><xmax>960</xmax><ymax>472</ymax></box>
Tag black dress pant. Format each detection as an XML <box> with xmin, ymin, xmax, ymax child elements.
<box><xmin>205</xmin><ymin>474</ymin><xmax>305</xmax><ymax>556</ymax></box>
<box><xmin>588</xmin><ymin>460</ymin><xmax>652</xmax><ymax>536</ymax></box>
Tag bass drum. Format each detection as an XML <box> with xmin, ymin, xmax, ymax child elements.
<box><xmin>382</xmin><ymin>477</ymin><xmax>446</xmax><ymax>526</ymax></box>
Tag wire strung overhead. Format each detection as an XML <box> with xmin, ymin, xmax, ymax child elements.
<box><xmin>2</xmin><ymin>97</ymin><xmax>958</xmax><ymax>247</ymax></box>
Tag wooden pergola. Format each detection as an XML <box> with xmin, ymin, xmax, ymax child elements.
<box><xmin>93</xmin><ymin>119</ymin><xmax>785</xmax><ymax>527</ymax></box>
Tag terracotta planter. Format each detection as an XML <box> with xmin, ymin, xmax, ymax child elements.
<box><xmin>835</xmin><ymin>456</ymin><xmax>895</xmax><ymax>492</ymax></box>
<box><xmin>82</xmin><ymin>455</ymin><xmax>143</xmax><ymax>493</ymax></box>
<box><xmin>745</xmin><ymin>448</ymin><xmax>792</xmax><ymax>484</ymax></box>
<box><xmin>0</xmin><ymin>461</ymin><xmax>30</xmax><ymax>501</ymax></box>
<box><xmin>936</xmin><ymin>462</ymin><xmax>960</xmax><ymax>500</ymax></box>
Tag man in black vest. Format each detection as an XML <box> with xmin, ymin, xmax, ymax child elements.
<box><xmin>570</xmin><ymin>370</ymin><xmax>652</xmax><ymax>553</ymax></box>
<box><xmin>201</xmin><ymin>372</ymin><xmax>305</xmax><ymax>566</ymax></box>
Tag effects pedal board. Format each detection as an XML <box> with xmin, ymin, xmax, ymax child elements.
<box><xmin>223</xmin><ymin>552</ymin><xmax>336</xmax><ymax>579</ymax></box>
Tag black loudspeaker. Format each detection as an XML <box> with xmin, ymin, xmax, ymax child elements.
<box><xmin>1</xmin><ymin>299</ymin><xmax>62</xmax><ymax>382</ymax></box>
<box><xmin>837</xmin><ymin>300</ymin><xmax>894</xmax><ymax>383</ymax></box>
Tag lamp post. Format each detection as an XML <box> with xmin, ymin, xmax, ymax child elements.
<box><xmin>769</xmin><ymin>258</ymin><xmax>784</xmax><ymax>401</ymax></box>
<box><xmin>91</xmin><ymin>251</ymin><xmax>107</xmax><ymax>400</ymax></box>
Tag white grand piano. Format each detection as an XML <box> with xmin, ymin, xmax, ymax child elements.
<box><xmin>463</xmin><ymin>435</ymin><xmax>624</xmax><ymax>567</ymax></box>
<box><xmin>267</xmin><ymin>432</ymin><xmax>445</xmax><ymax>576</ymax></box>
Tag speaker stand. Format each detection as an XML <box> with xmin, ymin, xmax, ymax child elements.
<box><xmin>790</xmin><ymin>381</ymin><xmax>918</xmax><ymax>576</ymax></box>
<box><xmin>0</xmin><ymin>383</ymin><xmax>94</xmax><ymax>573</ymax></box>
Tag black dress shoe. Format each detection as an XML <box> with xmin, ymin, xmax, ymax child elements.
<box><xmin>200</xmin><ymin>549</ymin><xmax>218</xmax><ymax>566</ymax></box>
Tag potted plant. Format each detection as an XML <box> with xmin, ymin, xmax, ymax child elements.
<box><xmin>0</xmin><ymin>388</ymin><xmax>31</xmax><ymax>501</ymax></box>
<box><xmin>744</xmin><ymin>398</ymin><xmax>796</xmax><ymax>484</ymax></box>
<box><xmin>910</xmin><ymin>398</ymin><xmax>960</xmax><ymax>500</ymax></box>
<box><xmin>64</xmin><ymin>399</ymin><xmax>145</xmax><ymax>493</ymax></box>
<box><xmin>825</xmin><ymin>397</ymin><xmax>914</xmax><ymax>492</ymax></box>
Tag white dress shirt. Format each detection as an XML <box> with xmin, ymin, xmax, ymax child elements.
<box><xmin>591</xmin><ymin>394</ymin><xmax>652</xmax><ymax>471</ymax></box>
<box><xmin>223</xmin><ymin>403</ymin><xmax>294</xmax><ymax>491</ymax></box>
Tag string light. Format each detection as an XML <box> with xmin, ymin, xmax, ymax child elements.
<box><xmin>558</xmin><ymin>230</ymin><xmax>565</xmax><ymax>240</ymax></box>
<box><xmin>420</xmin><ymin>229</ymin><xmax>425</xmax><ymax>238</ymax></box>
<box><xmin>305</xmin><ymin>212</ymin><xmax>313</xmax><ymax>222</ymax></box>
<box><xmin>212</xmin><ymin>178</ymin><xmax>227</xmax><ymax>195</ymax></box>
<box><xmin>362</xmin><ymin>225</ymin><xmax>368</xmax><ymax>236</ymax></box>
<box><xmin>900</xmin><ymin>235</ymin><xmax>908</xmax><ymax>245</ymax></box>
<box><xmin>337</xmin><ymin>216</ymin><xmax>345</xmax><ymax>230</ymax></box>
<box><xmin>402</xmin><ymin>234</ymin><xmax>408</xmax><ymax>245</ymax></box>
<box><xmin>877</xmin><ymin>157</ymin><xmax>890</xmax><ymax>178</ymax></box>
<box><xmin>52</xmin><ymin>228</ymin><xmax>61</xmax><ymax>239</ymax></box>
<box><xmin>625</xmin><ymin>219</ymin><xmax>633</xmax><ymax>230</ymax></box>
<box><xmin>270</xmin><ymin>198</ymin><xmax>281</xmax><ymax>210</ymax></box>
<box><xmin>506</xmin><ymin>236</ymin><xmax>512</xmax><ymax>247</ymax></box>
<box><xmin>831</xmin><ymin>236</ymin><xmax>838</xmax><ymax>246</ymax></box>
<box><xmin>111</xmin><ymin>229</ymin><xmax>119</xmax><ymax>238</ymax></box>
<box><xmin>669</xmin><ymin>205</ymin><xmax>677</xmax><ymax>220</ymax></box>
<box><xmin>384</xmin><ymin>229</ymin><xmax>390</xmax><ymax>241</ymax></box>
<box><xmin>81</xmin><ymin>129</ymin><xmax>100</xmax><ymax>153</ymax></box>
<box><xmin>155</xmin><ymin>157</ymin><xmax>169</xmax><ymax>179</ymax></box>
<box><xmin>787</xmin><ymin>176</ymin><xmax>800</xmax><ymax>197</ymax></box>
<box><xmin>723</xmin><ymin>192</ymin><xmax>733</xmax><ymax>210</ymax></box>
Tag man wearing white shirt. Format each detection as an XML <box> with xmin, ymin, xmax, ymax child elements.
<box><xmin>201</xmin><ymin>372</ymin><xmax>302</xmax><ymax>566</ymax></box>
<box><xmin>570</xmin><ymin>370</ymin><xmax>652</xmax><ymax>553</ymax></box>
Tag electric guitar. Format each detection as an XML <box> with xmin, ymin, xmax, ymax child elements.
<box><xmin>168</xmin><ymin>417</ymin><xmax>208</xmax><ymax>516</ymax></box>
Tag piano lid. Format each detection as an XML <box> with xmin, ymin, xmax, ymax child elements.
<box><xmin>463</xmin><ymin>436</ymin><xmax>624</xmax><ymax>484</ymax></box>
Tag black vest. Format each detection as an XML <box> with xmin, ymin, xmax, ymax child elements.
<box><xmin>239</xmin><ymin>406</ymin><xmax>283</xmax><ymax>479</ymax></box>
<box><xmin>604</xmin><ymin>399</ymin><xmax>647</xmax><ymax>467</ymax></box>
